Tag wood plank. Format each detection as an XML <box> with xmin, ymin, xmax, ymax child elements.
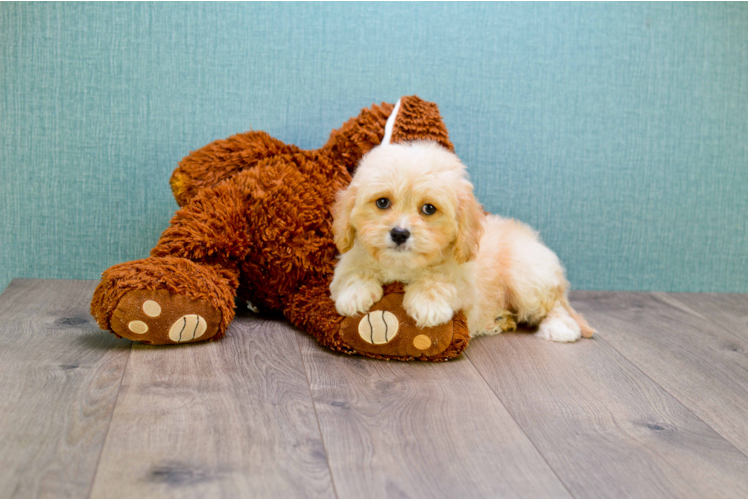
<box><xmin>667</xmin><ymin>292</ymin><xmax>748</xmax><ymax>343</ymax></box>
<box><xmin>467</xmin><ymin>319</ymin><xmax>748</xmax><ymax>498</ymax></box>
<box><xmin>90</xmin><ymin>311</ymin><xmax>335</xmax><ymax>498</ymax></box>
<box><xmin>296</xmin><ymin>332</ymin><xmax>571</xmax><ymax>498</ymax></box>
<box><xmin>0</xmin><ymin>279</ymin><xmax>131</xmax><ymax>498</ymax></box>
<box><xmin>571</xmin><ymin>290</ymin><xmax>748</xmax><ymax>459</ymax></box>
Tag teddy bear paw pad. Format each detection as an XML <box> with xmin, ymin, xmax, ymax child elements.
<box><xmin>358</xmin><ymin>311</ymin><xmax>399</xmax><ymax>344</ymax></box>
<box><xmin>168</xmin><ymin>315</ymin><xmax>208</xmax><ymax>342</ymax></box>
<box><xmin>128</xmin><ymin>320</ymin><xmax>149</xmax><ymax>334</ymax></box>
<box><xmin>110</xmin><ymin>289</ymin><xmax>221</xmax><ymax>345</ymax></box>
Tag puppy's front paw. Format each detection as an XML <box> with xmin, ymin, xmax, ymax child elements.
<box><xmin>334</xmin><ymin>281</ymin><xmax>383</xmax><ymax>317</ymax></box>
<box><xmin>404</xmin><ymin>294</ymin><xmax>455</xmax><ymax>328</ymax></box>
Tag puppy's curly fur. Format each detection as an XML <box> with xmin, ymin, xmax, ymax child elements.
<box><xmin>331</xmin><ymin>141</ymin><xmax>595</xmax><ymax>342</ymax></box>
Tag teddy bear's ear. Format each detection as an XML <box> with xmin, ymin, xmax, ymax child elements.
<box><xmin>332</xmin><ymin>185</ymin><xmax>357</xmax><ymax>253</ymax></box>
<box><xmin>389</xmin><ymin>95</ymin><xmax>454</xmax><ymax>152</ymax></box>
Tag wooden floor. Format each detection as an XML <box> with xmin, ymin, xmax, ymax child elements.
<box><xmin>1</xmin><ymin>279</ymin><xmax>748</xmax><ymax>498</ymax></box>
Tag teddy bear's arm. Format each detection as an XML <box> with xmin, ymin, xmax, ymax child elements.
<box><xmin>170</xmin><ymin>131</ymin><xmax>300</xmax><ymax>207</ymax></box>
<box><xmin>152</xmin><ymin>180</ymin><xmax>252</xmax><ymax>264</ymax></box>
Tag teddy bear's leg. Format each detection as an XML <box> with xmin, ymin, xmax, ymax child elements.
<box><xmin>170</xmin><ymin>131</ymin><xmax>300</xmax><ymax>207</ymax></box>
<box><xmin>92</xmin><ymin>183</ymin><xmax>251</xmax><ymax>344</ymax></box>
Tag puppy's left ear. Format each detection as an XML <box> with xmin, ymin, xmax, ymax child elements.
<box><xmin>453</xmin><ymin>183</ymin><xmax>485</xmax><ymax>264</ymax></box>
<box><xmin>332</xmin><ymin>185</ymin><xmax>357</xmax><ymax>253</ymax></box>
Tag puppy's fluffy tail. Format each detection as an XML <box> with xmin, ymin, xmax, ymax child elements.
<box><xmin>562</xmin><ymin>297</ymin><xmax>596</xmax><ymax>338</ymax></box>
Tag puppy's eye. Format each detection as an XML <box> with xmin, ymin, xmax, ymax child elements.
<box><xmin>376</xmin><ymin>198</ymin><xmax>390</xmax><ymax>209</ymax></box>
<box><xmin>421</xmin><ymin>204</ymin><xmax>437</xmax><ymax>215</ymax></box>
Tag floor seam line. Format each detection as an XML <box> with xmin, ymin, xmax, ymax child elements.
<box><xmin>464</xmin><ymin>348</ymin><xmax>577</xmax><ymax>499</ymax></box>
<box><xmin>294</xmin><ymin>330</ymin><xmax>340</xmax><ymax>499</ymax></box>
<box><xmin>86</xmin><ymin>339</ymin><xmax>133</xmax><ymax>498</ymax></box>
<box><xmin>658</xmin><ymin>292</ymin><xmax>748</xmax><ymax>348</ymax></box>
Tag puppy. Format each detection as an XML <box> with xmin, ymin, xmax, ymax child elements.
<box><xmin>330</xmin><ymin>141</ymin><xmax>594</xmax><ymax>342</ymax></box>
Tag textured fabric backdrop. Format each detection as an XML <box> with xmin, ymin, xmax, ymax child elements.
<box><xmin>1</xmin><ymin>2</ymin><xmax>747</xmax><ymax>293</ymax></box>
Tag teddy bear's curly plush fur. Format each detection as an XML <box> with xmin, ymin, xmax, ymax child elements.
<box><xmin>90</xmin><ymin>96</ymin><xmax>470</xmax><ymax>361</ymax></box>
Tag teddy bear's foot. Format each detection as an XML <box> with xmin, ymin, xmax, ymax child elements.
<box><xmin>91</xmin><ymin>256</ymin><xmax>239</xmax><ymax>345</ymax></box>
<box><xmin>284</xmin><ymin>281</ymin><xmax>469</xmax><ymax>361</ymax></box>
<box><xmin>337</xmin><ymin>283</ymin><xmax>470</xmax><ymax>361</ymax></box>
<box><xmin>109</xmin><ymin>289</ymin><xmax>222</xmax><ymax>344</ymax></box>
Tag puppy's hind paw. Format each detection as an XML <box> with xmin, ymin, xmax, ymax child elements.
<box><xmin>537</xmin><ymin>316</ymin><xmax>582</xmax><ymax>343</ymax></box>
<box><xmin>478</xmin><ymin>312</ymin><xmax>517</xmax><ymax>336</ymax></box>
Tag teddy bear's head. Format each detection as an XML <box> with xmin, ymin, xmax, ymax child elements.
<box><xmin>169</xmin><ymin>96</ymin><xmax>453</xmax><ymax>208</ymax></box>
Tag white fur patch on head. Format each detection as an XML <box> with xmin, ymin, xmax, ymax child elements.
<box><xmin>382</xmin><ymin>98</ymin><xmax>402</xmax><ymax>145</ymax></box>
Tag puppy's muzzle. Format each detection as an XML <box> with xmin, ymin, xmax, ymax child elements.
<box><xmin>390</xmin><ymin>227</ymin><xmax>410</xmax><ymax>246</ymax></box>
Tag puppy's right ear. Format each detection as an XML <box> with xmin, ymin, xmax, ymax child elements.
<box><xmin>332</xmin><ymin>185</ymin><xmax>357</xmax><ymax>253</ymax></box>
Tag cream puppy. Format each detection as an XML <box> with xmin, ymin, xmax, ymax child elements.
<box><xmin>330</xmin><ymin>141</ymin><xmax>594</xmax><ymax>342</ymax></box>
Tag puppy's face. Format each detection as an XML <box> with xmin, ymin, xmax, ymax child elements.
<box><xmin>333</xmin><ymin>142</ymin><xmax>484</xmax><ymax>268</ymax></box>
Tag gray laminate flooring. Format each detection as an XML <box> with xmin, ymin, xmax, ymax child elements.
<box><xmin>1</xmin><ymin>279</ymin><xmax>747</xmax><ymax>498</ymax></box>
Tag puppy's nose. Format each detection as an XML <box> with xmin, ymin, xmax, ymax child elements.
<box><xmin>390</xmin><ymin>227</ymin><xmax>410</xmax><ymax>245</ymax></box>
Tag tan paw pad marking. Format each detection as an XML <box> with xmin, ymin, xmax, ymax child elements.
<box><xmin>168</xmin><ymin>314</ymin><xmax>208</xmax><ymax>342</ymax></box>
<box><xmin>128</xmin><ymin>320</ymin><xmax>149</xmax><ymax>334</ymax></box>
<box><xmin>142</xmin><ymin>300</ymin><xmax>161</xmax><ymax>317</ymax></box>
<box><xmin>413</xmin><ymin>334</ymin><xmax>432</xmax><ymax>350</ymax></box>
<box><xmin>358</xmin><ymin>311</ymin><xmax>399</xmax><ymax>345</ymax></box>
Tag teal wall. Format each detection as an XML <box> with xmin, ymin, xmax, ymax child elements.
<box><xmin>2</xmin><ymin>2</ymin><xmax>747</xmax><ymax>294</ymax></box>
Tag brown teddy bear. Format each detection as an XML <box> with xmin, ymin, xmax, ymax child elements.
<box><xmin>90</xmin><ymin>96</ymin><xmax>470</xmax><ymax>361</ymax></box>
